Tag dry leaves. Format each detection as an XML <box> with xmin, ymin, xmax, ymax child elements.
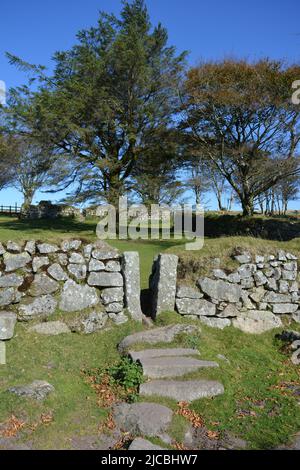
<box><xmin>176</xmin><ymin>401</ymin><xmax>204</xmax><ymax>428</ymax></box>
<box><xmin>206</xmin><ymin>430</ymin><xmax>220</xmax><ymax>440</ymax></box>
<box><xmin>85</xmin><ymin>371</ymin><xmax>122</xmax><ymax>408</ymax></box>
<box><xmin>173</xmin><ymin>441</ymin><xmax>189</xmax><ymax>450</ymax></box>
<box><xmin>98</xmin><ymin>413</ymin><xmax>116</xmax><ymax>434</ymax></box>
<box><xmin>0</xmin><ymin>415</ymin><xmax>25</xmax><ymax>438</ymax></box>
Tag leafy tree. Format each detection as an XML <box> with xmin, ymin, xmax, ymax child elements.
<box><xmin>131</xmin><ymin>129</ymin><xmax>184</xmax><ymax>205</ymax></box>
<box><xmin>11</xmin><ymin>138</ymin><xmax>56</xmax><ymax>209</ymax></box>
<box><xmin>6</xmin><ymin>0</ymin><xmax>186</xmax><ymax>206</ymax></box>
<box><xmin>0</xmin><ymin>133</ymin><xmax>17</xmax><ymax>191</ymax></box>
<box><xmin>181</xmin><ymin>59</ymin><xmax>300</xmax><ymax>216</ymax></box>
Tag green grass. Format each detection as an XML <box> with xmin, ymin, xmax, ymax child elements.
<box><xmin>0</xmin><ymin>319</ymin><xmax>144</xmax><ymax>449</ymax></box>
<box><xmin>1</xmin><ymin>214</ymin><xmax>300</xmax><ymax>449</ymax></box>
<box><xmin>136</xmin><ymin>313</ymin><xmax>300</xmax><ymax>450</ymax></box>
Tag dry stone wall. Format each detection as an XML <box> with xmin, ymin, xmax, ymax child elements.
<box><xmin>152</xmin><ymin>251</ymin><xmax>300</xmax><ymax>333</ymax></box>
<box><xmin>0</xmin><ymin>239</ymin><xmax>143</xmax><ymax>340</ymax></box>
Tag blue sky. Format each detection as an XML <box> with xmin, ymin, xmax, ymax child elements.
<box><xmin>0</xmin><ymin>0</ymin><xmax>299</xmax><ymax>209</ymax></box>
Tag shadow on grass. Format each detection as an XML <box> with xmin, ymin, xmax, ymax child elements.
<box><xmin>0</xmin><ymin>216</ymin><xmax>97</xmax><ymax>235</ymax></box>
<box><xmin>203</xmin><ymin>214</ymin><xmax>300</xmax><ymax>241</ymax></box>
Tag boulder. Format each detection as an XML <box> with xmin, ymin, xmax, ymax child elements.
<box><xmin>0</xmin><ymin>288</ymin><xmax>20</xmax><ymax>307</ymax></box>
<box><xmin>176</xmin><ymin>298</ymin><xmax>216</xmax><ymax>316</ymax></box>
<box><xmin>108</xmin><ymin>312</ymin><xmax>128</xmax><ymax>325</ymax></box>
<box><xmin>198</xmin><ymin>277</ymin><xmax>242</xmax><ymax>303</ymax></box>
<box><xmin>56</xmin><ymin>253</ymin><xmax>68</xmax><ymax>266</ymax></box>
<box><xmin>118</xmin><ymin>323</ymin><xmax>199</xmax><ymax>353</ymax></box>
<box><xmin>176</xmin><ymin>286</ymin><xmax>203</xmax><ymax>299</ymax></box>
<box><xmin>8</xmin><ymin>380</ymin><xmax>54</xmax><ymax>401</ymax></box>
<box><xmin>199</xmin><ymin>317</ymin><xmax>231</xmax><ymax>329</ymax></box>
<box><xmin>32</xmin><ymin>256</ymin><xmax>49</xmax><ymax>273</ymax></box>
<box><xmin>122</xmin><ymin>252</ymin><xmax>143</xmax><ymax>322</ymax></box>
<box><xmin>6</xmin><ymin>241</ymin><xmax>22</xmax><ymax>252</ymax></box>
<box><xmin>232</xmin><ymin>310</ymin><xmax>282</xmax><ymax>334</ymax></box>
<box><xmin>272</xmin><ymin>303</ymin><xmax>298</xmax><ymax>314</ymax></box>
<box><xmin>138</xmin><ymin>356</ymin><xmax>218</xmax><ymax>379</ymax></box>
<box><xmin>100</xmin><ymin>287</ymin><xmax>124</xmax><ymax>305</ymax></box>
<box><xmin>3</xmin><ymin>252</ymin><xmax>31</xmax><ymax>272</ymax></box>
<box><xmin>105</xmin><ymin>302</ymin><xmax>123</xmax><ymax>313</ymax></box>
<box><xmin>0</xmin><ymin>274</ymin><xmax>24</xmax><ymax>288</ymax></box>
<box><xmin>292</xmin><ymin>311</ymin><xmax>300</xmax><ymax>324</ymax></box>
<box><xmin>29</xmin><ymin>274</ymin><xmax>59</xmax><ymax>297</ymax></box>
<box><xmin>113</xmin><ymin>402</ymin><xmax>173</xmax><ymax>437</ymax></box>
<box><xmin>67</xmin><ymin>264</ymin><xmax>87</xmax><ymax>280</ymax></box>
<box><xmin>69</xmin><ymin>311</ymin><xmax>107</xmax><ymax>334</ymax></box>
<box><xmin>249</xmin><ymin>287</ymin><xmax>266</xmax><ymax>304</ymax></box>
<box><xmin>129</xmin><ymin>438</ymin><xmax>166</xmax><ymax>451</ymax></box>
<box><xmin>217</xmin><ymin>304</ymin><xmax>240</xmax><ymax>318</ymax></box>
<box><xmin>227</xmin><ymin>272</ymin><xmax>241</xmax><ymax>283</ymax></box>
<box><xmin>47</xmin><ymin>263</ymin><xmax>68</xmax><ymax>281</ymax></box>
<box><xmin>282</xmin><ymin>270</ymin><xmax>297</xmax><ymax>281</ymax></box>
<box><xmin>87</xmin><ymin>272</ymin><xmax>123</xmax><ymax>287</ymax></box>
<box><xmin>105</xmin><ymin>260</ymin><xmax>121</xmax><ymax>272</ymax></box>
<box><xmin>264</xmin><ymin>292</ymin><xmax>291</xmax><ymax>303</ymax></box>
<box><xmin>59</xmin><ymin>280</ymin><xmax>99</xmax><ymax>312</ymax></box>
<box><xmin>254</xmin><ymin>271</ymin><xmax>268</xmax><ymax>287</ymax></box>
<box><xmin>212</xmin><ymin>269</ymin><xmax>228</xmax><ymax>280</ymax></box>
<box><xmin>140</xmin><ymin>380</ymin><xmax>224</xmax><ymax>402</ymax></box>
<box><xmin>61</xmin><ymin>239</ymin><xmax>82</xmax><ymax>252</ymax></box>
<box><xmin>29</xmin><ymin>321</ymin><xmax>70</xmax><ymax>335</ymax></box>
<box><xmin>24</xmin><ymin>240</ymin><xmax>36</xmax><ymax>255</ymax></box>
<box><xmin>150</xmin><ymin>254</ymin><xmax>178</xmax><ymax>318</ymax></box>
<box><xmin>129</xmin><ymin>348</ymin><xmax>200</xmax><ymax>362</ymax></box>
<box><xmin>88</xmin><ymin>259</ymin><xmax>105</xmax><ymax>272</ymax></box>
<box><xmin>238</xmin><ymin>263</ymin><xmax>257</xmax><ymax>279</ymax></box>
<box><xmin>234</xmin><ymin>253</ymin><xmax>251</xmax><ymax>264</ymax></box>
<box><xmin>0</xmin><ymin>311</ymin><xmax>17</xmax><ymax>340</ymax></box>
<box><xmin>18</xmin><ymin>295</ymin><xmax>57</xmax><ymax>321</ymax></box>
<box><xmin>92</xmin><ymin>249</ymin><xmax>119</xmax><ymax>261</ymax></box>
<box><xmin>0</xmin><ymin>242</ymin><xmax>6</xmax><ymax>255</ymax></box>
<box><xmin>278</xmin><ymin>280</ymin><xmax>290</xmax><ymax>294</ymax></box>
<box><xmin>69</xmin><ymin>253</ymin><xmax>85</xmax><ymax>264</ymax></box>
<box><xmin>277</xmin><ymin>250</ymin><xmax>287</xmax><ymax>261</ymax></box>
<box><xmin>37</xmin><ymin>243</ymin><xmax>59</xmax><ymax>254</ymax></box>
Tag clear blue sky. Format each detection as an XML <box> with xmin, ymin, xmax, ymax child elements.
<box><xmin>0</xmin><ymin>0</ymin><xmax>299</xmax><ymax>209</ymax></box>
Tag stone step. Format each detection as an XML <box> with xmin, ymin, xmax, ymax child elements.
<box><xmin>138</xmin><ymin>356</ymin><xmax>219</xmax><ymax>379</ymax></box>
<box><xmin>118</xmin><ymin>323</ymin><xmax>199</xmax><ymax>353</ymax></box>
<box><xmin>129</xmin><ymin>348</ymin><xmax>200</xmax><ymax>361</ymax></box>
<box><xmin>129</xmin><ymin>438</ymin><xmax>167</xmax><ymax>451</ymax></box>
<box><xmin>140</xmin><ymin>379</ymin><xmax>224</xmax><ymax>402</ymax></box>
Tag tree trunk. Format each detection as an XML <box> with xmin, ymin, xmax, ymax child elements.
<box><xmin>22</xmin><ymin>189</ymin><xmax>35</xmax><ymax>210</ymax></box>
<box><xmin>241</xmin><ymin>195</ymin><xmax>254</xmax><ymax>217</ymax></box>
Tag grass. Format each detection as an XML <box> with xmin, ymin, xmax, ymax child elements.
<box><xmin>0</xmin><ymin>319</ymin><xmax>144</xmax><ymax>449</ymax></box>
<box><xmin>136</xmin><ymin>313</ymin><xmax>300</xmax><ymax>450</ymax></box>
<box><xmin>1</xmin><ymin>214</ymin><xmax>300</xmax><ymax>449</ymax></box>
<box><xmin>167</xmin><ymin>236</ymin><xmax>300</xmax><ymax>284</ymax></box>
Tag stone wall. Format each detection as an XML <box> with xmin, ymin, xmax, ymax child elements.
<box><xmin>151</xmin><ymin>250</ymin><xmax>300</xmax><ymax>334</ymax></box>
<box><xmin>0</xmin><ymin>239</ymin><xmax>143</xmax><ymax>340</ymax></box>
<box><xmin>21</xmin><ymin>201</ymin><xmax>83</xmax><ymax>220</ymax></box>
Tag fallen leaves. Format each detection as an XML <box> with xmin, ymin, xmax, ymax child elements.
<box><xmin>0</xmin><ymin>415</ymin><xmax>25</xmax><ymax>438</ymax></box>
<box><xmin>86</xmin><ymin>372</ymin><xmax>120</xmax><ymax>408</ymax></box>
<box><xmin>176</xmin><ymin>401</ymin><xmax>204</xmax><ymax>428</ymax></box>
<box><xmin>206</xmin><ymin>430</ymin><xmax>220</xmax><ymax>440</ymax></box>
<box><xmin>98</xmin><ymin>412</ymin><xmax>116</xmax><ymax>434</ymax></box>
<box><xmin>0</xmin><ymin>412</ymin><xmax>54</xmax><ymax>439</ymax></box>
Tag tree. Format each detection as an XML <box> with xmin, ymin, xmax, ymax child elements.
<box><xmin>0</xmin><ymin>133</ymin><xmax>17</xmax><ymax>191</ymax></box>
<box><xmin>11</xmin><ymin>138</ymin><xmax>56</xmax><ymax>209</ymax></box>
<box><xmin>131</xmin><ymin>129</ymin><xmax>184</xmax><ymax>205</ymax></box>
<box><xmin>6</xmin><ymin>0</ymin><xmax>186</xmax><ymax>206</ymax></box>
<box><xmin>181</xmin><ymin>59</ymin><xmax>300</xmax><ymax>216</ymax></box>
